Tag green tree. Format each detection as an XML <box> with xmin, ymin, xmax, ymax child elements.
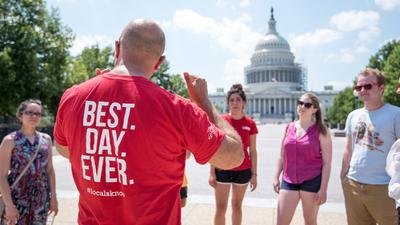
<box><xmin>368</xmin><ymin>40</ymin><xmax>400</xmax><ymax>71</ymax></box>
<box><xmin>0</xmin><ymin>0</ymin><xmax>73</xmax><ymax>119</ymax></box>
<box><xmin>326</xmin><ymin>87</ymin><xmax>358</xmax><ymax>125</ymax></box>
<box><xmin>382</xmin><ymin>44</ymin><xmax>400</xmax><ymax>106</ymax></box>
<box><xmin>66</xmin><ymin>45</ymin><xmax>114</xmax><ymax>86</ymax></box>
<box><xmin>151</xmin><ymin>61</ymin><xmax>188</xmax><ymax>98</ymax></box>
<box><xmin>76</xmin><ymin>45</ymin><xmax>114</xmax><ymax>79</ymax></box>
<box><xmin>368</xmin><ymin>40</ymin><xmax>400</xmax><ymax>106</ymax></box>
<box><xmin>169</xmin><ymin>74</ymin><xmax>188</xmax><ymax>98</ymax></box>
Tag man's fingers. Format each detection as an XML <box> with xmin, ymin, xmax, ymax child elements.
<box><xmin>183</xmin><ymin>72</ymin><xmax>200</xmax><ymax>86</ymax></box>
<box><xmin>95</xmin><ymin>68</ymin><xmax>111</xmax><ymax>76</ymax></box>
<box><xmin>183</xmin><ymin>72</ymin><xmax>192</xmax><ymax>86</ymax></box>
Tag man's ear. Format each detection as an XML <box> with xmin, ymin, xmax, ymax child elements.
<box><xmin>114</xmin><ymin>40</ymin><xmax>121</xmax><ymax>65</ymax></box>
<box><xmin>379</xmin><ymin>84</ymin><xmax>385</xmax><ymax>96</ymax></box>
<box><xmin>154</xmin><ymin>56</ymin><xmax>165</xmax><ymax>70</ymax></box>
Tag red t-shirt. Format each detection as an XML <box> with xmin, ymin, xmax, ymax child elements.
<box><xmin>54</xmin><ymin>74</ymin><xmax>225</xmax><ymax>225</ymax></box>
<box><xmin>223</xmin><ymin>115</ymin><xmax>258</xmax><ymax>171</ymax></box>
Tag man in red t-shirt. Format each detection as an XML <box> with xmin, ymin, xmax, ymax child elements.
<box><xmin>54</xmin><ymin>19</ymin><xmax>244</xmax><ymax>225</ymax></box>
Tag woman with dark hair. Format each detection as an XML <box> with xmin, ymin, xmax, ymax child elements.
<box><xmin>273</xmin><ymin>93</ymin><xmax>332</xmax><ymax>225</ymax></box>
<box><xmin>209</xmin><ymin>84</ymin><xmax>258</xmax><ymax>225</ymax></box>
<box><xmin>0</xmin><ymin>99</ymin><xmax>58</xmax><ymax>225</ymax></box>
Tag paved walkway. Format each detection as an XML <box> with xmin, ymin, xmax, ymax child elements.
<box><xmin>52</xmin><ymin>197</ymin><xmax>347</xmax><ymax>225</ymax></box>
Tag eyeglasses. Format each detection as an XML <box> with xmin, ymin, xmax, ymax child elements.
<box><xmin>354</xmin><ymin>83</ymin><xmax>378</xmax><ymax>92</ymax></box>
<box><xmin>297</xmin><ymin>100</ymin><xmax>313</xmax><ymax>109</ymax></box>
<box><xmin>23</xmin><ymin>111</ymin><xmax>42</xmax><ymax>117</ymax></box>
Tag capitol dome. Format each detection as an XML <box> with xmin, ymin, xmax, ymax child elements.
<box><xmin>244</xmin><ymin>7</ymin><xmax>304</xmax><ymax>92</ymax></box>
<box><xmin>249</xmin><ymin>8</ymin><xmax>295</xmax><ymax>66</ymax></box>
<box><xmin>255</xmin><ymin>34</ymin><xmax>291</xmax><ymax>52</ymax></box>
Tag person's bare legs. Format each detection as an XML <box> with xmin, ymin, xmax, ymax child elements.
<box><xmin>276</xmin><ymin>190</ymin><xmax>300</xmax><ymax>225</ymax></box>
<box><xmin>300</xmin><ymin>191</ymin><xmax>320</xmax><ymax>225</ymax></box>
<box><xmin>231</xmin><ymin>183</ymin><xmax>249</xmax><ymax>225</ymax></box>
<box><xmin>214</xmin><ymin>183</ymin><xmax>231</xmax><ymax>225</ymax></box>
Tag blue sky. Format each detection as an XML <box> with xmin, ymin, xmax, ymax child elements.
<box><xmin>46</xmin><ymin>0</ymin><xmax>400</xmax><ymax>92</ymax></box>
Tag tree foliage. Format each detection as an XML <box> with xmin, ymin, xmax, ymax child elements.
<box><xmin>151</xmin><ymin>61</ymin><xmax>188</xmax><ymax>98</ymax></box>
<box><xmin>326</xmin><ymin>87</ymin><xmax>359</xmax><ymax>125</ymax></box>
<box><xmin>67</xmin><ymin>45</ymin><xmax>114</xmax><ymax>85</ymax></box>
<box><xmin>0</xmin><ymin>0</ymin><xmax>73</xmax><ymax>120</ymax></box>
<box><xmin>76</xmin><ymin>45</ymin><xmax>113</xmax><ymax>79</ymax></box>
<box><xmin>327</xmin><ymin>40</ymin><xmax>400</xmax><ymax>125</ymax></box>
<box><xmin>383</xmin><ymin>45</ymin><xmax>400</xmax><ymax>106</ymax></box>
<box><xmin>368</xmin><ymin>40</ymin><xmax>399</xmax><ymax>71</ymax></box>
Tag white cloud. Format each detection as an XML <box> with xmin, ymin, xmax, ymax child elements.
<box><xmin>171</xmin><ymin>9</ymin><xmax>261</xmax><ymax>86</ymax></box>
<box><xmin>325</xmin><ymin>44</ymin><xmax>370</xmax><ymax>64</ymax></box>
<box><xmin>358</xmin><ymin>26</ymin><xmax>381</xmax><ymax>42</ymax></box>
<box><xmin>239</xmin><ymin>0</ymin><xmax>251</xmax><ymax>7</ymax></box>
<box><xmin>375</xmin><ymin>0</ymin><xmax>400</xmax><ymax>10</ymax></box>
<box><xmin>325</xmin><ymin>49</ymin><xmax>356</xmax><ymax>63</ymax></box>
<box><xmin>158</xmin><ymin>20</ymin><xmax>172</xmax><ymax>29</ymax></box>
<box><xmin>172</xmin><ymin>9</ymin><xmax>261</xmax><ymax>57</ymax></box>
<box><xmin>330</xmin><ymin>10</ymin><xmax>379</xmax><ymax>32</ymax></box>
<box><xmin>355</xmin><ymin>45</ymin><xmax>370</xmax><ymax>54</ymax></box>
<box><xmin>70</xmin><ymin>35</ymin><xmax>113</xmax><ymax>56</ymax></box>
<box><xmin>290</xmin><ymin>29</ymin><xmax>342</xmax><ymax>49</ymax></box>
<box><xmin>223</xmin><ymin>58</ymin><xmax>246</xmax><ymax>83</ymax></box>
<box><xmin>216</xmin><ymin>0</ymin><xmax>251</xmax><ymax>9</ymax></box>
<box><xmin>55</xmin><ymin>0</ymin><xmax>77</xmax><ymax>2</ymax></box>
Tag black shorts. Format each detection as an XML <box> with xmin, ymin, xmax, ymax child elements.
<box><xmin>280</xmin><ymin>174</ymin><xmax>322</xmax><ymax>193</ymax></box>
<box><xmin>180</xmin><ymin>187</ymin><xmax>188</xmax><ymax>199</ymax></box>
<box><xmin>215</xmin><ymin>168</ymin><xmax>252</xmax><ymax>185</ymax></box>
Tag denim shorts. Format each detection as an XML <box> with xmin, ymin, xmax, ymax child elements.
<box><xmin>280</xmin><ymin>174</ymin><xmax>321</xmax><ymax>193</ymax></box>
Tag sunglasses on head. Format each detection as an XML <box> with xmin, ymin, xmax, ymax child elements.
<box><xmin>354</xmin><ymin>83</ymin><xmax>378</xmax><ymax>92</ymax></box>
<box><xmin>23</xmin><ymin>111</ymin><xmax>42</xmax><ymax>117</ymax></box>
<box><xmin>297</xmin><ymin>100</ymin><xmax>313</xmax><ymax>109</ymax></box>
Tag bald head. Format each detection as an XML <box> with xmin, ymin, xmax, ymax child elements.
<box><xmin>119</xmin><ymin>19</ymin><xmax>165</xmax><ymax>66</ymax></box>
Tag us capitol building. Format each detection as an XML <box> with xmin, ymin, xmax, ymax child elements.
<box><xmin>210</xmin><ymin>8</ymin><xmax>337</xmax><ymax>122</ymax></box>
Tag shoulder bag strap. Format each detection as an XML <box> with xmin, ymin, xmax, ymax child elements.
<box><xmin>9</xmin><ymin>133</ymin><xmax>43</xmax><ymax>190</ymax></box>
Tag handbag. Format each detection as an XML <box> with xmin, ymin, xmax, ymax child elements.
<box><xmin>0</xmin><ymin>134</ymin><xmax>43</xmax><ymax>218</ymax></box>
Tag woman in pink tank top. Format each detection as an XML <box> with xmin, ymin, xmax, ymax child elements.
<box><xmin>273</xmin><ymin>93</ymin><xmax>332</xmax><ymax>225</ymax></box>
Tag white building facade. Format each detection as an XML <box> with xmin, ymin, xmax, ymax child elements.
<box><xmin>210</xmin><ymin>8</ymin><xmax>337</xmax><ymax>123</ymax></box>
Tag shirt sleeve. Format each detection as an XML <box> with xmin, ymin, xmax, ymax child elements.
<box><xmin>388</xmin><ymin>140</ymin><xmax>400</xmax><ymax>201</ymax></box>
<box><xmin>179</xmin><ymin>102</ymin><xmax>225</xmax><ymax>165</ymax></box>
<box><xmin>345</xmin><ymin>112</ymin><xmax>353</xmax><ymax>136</ymax></box>
<box><xmin>250</xmin><ymin>119</ymin><xmax>258</xmax><ymax>135</ymax></box>
<box><xmin>394</xmin><ymin>110</ymin><xmax>400</xmax><ymax>139</ymax></box>
<box><xmin>53</xmin><ymin>87</ymin><xmax>74</xmax><ymax>146</ymax></box>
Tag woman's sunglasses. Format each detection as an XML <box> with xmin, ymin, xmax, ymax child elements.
<box><xmin>297</xmin><ymin>100</ymin><xmax>313</xmax><ymax>109</ymax></box>
<box><xmin>354</xmin><ymin>83</ymin><xmax>377</xmax><ymax>92</ymax></box>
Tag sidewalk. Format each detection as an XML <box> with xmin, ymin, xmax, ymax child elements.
<box><xmin>53</xmin><ymin>198</ymin><xmax>347</xmax><ymax>225</ymax></box>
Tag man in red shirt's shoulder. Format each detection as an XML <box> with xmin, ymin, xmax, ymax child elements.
<box><xmin>54</xmin><ymin>19</ymin><xmax>244</xmax><ymax>225</ymax></box>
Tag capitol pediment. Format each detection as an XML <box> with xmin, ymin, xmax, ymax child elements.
<box><xmin>249</xmin><ymin>86</ymin><xmax>299</xmax><ymax>97</ymax></box>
